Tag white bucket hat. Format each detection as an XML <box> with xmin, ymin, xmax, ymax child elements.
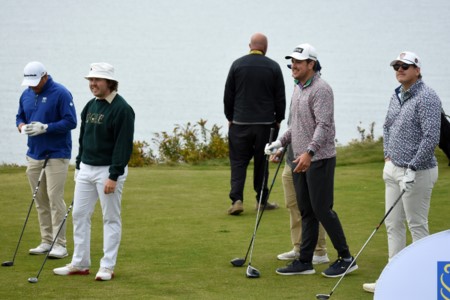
<box><xmin>85</xmin><ymin>62</ymin><xmax>118</xmax><ymax>82</ymax></box>
<box><xmin>390</xmin><ymin>51</ymin><xmax>421</xmax><ymax>68</ymax></box>
<box><xmin>22</xmin><ymin>61</ymin><xmax>47</xmax><ymax>87</ymax></box>
<box><xmin>285</xmin><ymin>43</ymin><xmax>318</xmax><ymax>61</ymax></box>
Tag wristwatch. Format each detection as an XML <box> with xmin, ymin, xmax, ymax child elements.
<box><xmin>307</xmin><ymin>149</ymin><xmax>315</xmax><ymax>157</ymax></box>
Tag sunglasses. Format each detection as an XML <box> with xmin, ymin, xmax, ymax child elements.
<box><xmin>393</xmin><ymin>63</ymin><xmax>413</xmax><ymax>71</ymax></box>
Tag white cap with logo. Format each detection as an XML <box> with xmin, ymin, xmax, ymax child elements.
<box><xmin>21</xmin><ymin>61</ymin><xmax>47</xmax><ymax>87</ymax></box>
<box><xmin>285</xmin><ymin>43</ymin><xmax>318</xmax><ymax>61</ymax></box>
<box><xmin>390</xmin><ymin>51</ymin><xmax>421</xmax><ymax>68</ymax></box>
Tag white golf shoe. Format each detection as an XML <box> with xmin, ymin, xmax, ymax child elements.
<box><xmin>53</xmin><ymin>264</ymin><xmax>90</xmax><ymax>275</ymax></box>
<box><xmin>95</xmin><ymin>267</ymin><xmax>114</xmax><ymax>281</ymax></box>
<box><xmin>312</xmin><ymin>253</ymin><xmax>330</xmax><ymax>264</ymax></box>
<box><xmin>29</xmin><ymin>243</ymin><xmax>51</xmax><ymax>255</ymax></box>
<box><xmin>277</xmin><ymin>249</ymin><xmax>300</xmax><ymax>260</ymax></box>
<box><xmin>363</xmin><ymin>281</ymin><xmax>376</xmax><ymax>293</ymax></box>
<box><xmin>48</xmin><ymin>245</ymin><xmax>69</xmax><ymax>259</ymax></box>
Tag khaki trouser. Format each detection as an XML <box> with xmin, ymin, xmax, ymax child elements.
<box><xmin>26</xmin><ymin>156</ymin><xmax>69</xmax><ymax>247</ymax></box>
<box><xmin>282</xmin><ymin>163</ymin><xmax>327</xmax><ymax>256</ymax></box>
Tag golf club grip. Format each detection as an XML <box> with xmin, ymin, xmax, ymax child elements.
<box><xmin>268</xmin><ymin>127</ymin><xmax>275</xmax><ymax>144</ymax></box>
<box><xmin>42</xmin><ymin>156</ymin><xmax>50</xmax><ymax>169</ymax></box>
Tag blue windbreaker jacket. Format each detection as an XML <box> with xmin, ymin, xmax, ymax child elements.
<box><xmin>16</xmin><ymin>75</ymin><xmax>77</xmax><ymax>160</ymax></box>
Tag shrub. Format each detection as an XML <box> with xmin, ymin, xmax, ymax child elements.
<box><xmin>151</xmin><ymin>119</ymin><xmax>228</xmax><ymax>164</ymax></box>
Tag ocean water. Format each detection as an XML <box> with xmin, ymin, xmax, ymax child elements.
<box><xmin>1</xmin><ymin>0</ymin><xmax>449</xmax><ymax>165</ymax></box>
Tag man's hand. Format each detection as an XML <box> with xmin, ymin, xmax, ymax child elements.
<box><xmin>400</xmin><ymin>168</ymin><xmax>416</xmax><ymax>192</ymax></box>
<box><xmin>104</xmin><ymin>178</ymin><xmax>117</xmax><ymax>194</ymax></box>
<box><xmin>265</xmin><ymin>140</ymin><xmax>282</xmax><ymax>155</ymax></box>
<box><xmin>24</xmin><ymin>122</ymin><xmax>48</xmax><ymax>136</ymax></box>
<box><xmin>293</xmin><ymin>153</ymin><xmax>312</xmax><ymax>173</ymax></box>
<box><xmin>269</xmin><ymin>148</ymin><xmax>284</xmax><ymax>163</ymax></box>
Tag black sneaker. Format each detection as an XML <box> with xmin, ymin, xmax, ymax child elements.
<box><xmin>322</xmin><ymin>256</ymin><xmax>358</xmax><ymax>278</ymax></box>
<box><xmin>275</xmin><ymin>259</ymin><xmax>315</xmax><ymax>275</ymax></box>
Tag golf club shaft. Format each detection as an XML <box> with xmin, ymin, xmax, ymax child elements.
<box><xmin>31</xmin><ymin>200</ymin><xmax>73</xmax><ymax>280</ymax></box>
<box><xmin>239</xmin><ymin>148</ymin><xmax>286</xmax><ymax>264</ymax></box>
<box><xmin>246</xmin><ymin>128</ymin><xmax>276</xmax><ymax>266</ymax></box>
<box><xmin>7</xmin><ymin>156</ymin><xmax>49</xmax><ymax>265</ymax></box>
<box><xmin>326</xmin><ymin>190</ymin><xmax>406</xmax><ymax>297</ymax></box>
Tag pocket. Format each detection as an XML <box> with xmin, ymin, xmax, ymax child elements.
<box><xmin>382</xmin><ymin>160</ymin><xmax>393</xmax><ymax>180</ymax></box>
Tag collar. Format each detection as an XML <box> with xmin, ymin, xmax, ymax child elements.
<box><xmin>96</xmin><ymin>91</ymin><xmax>117</xmax><ymax>104</ymax></box>
<box><xmin>297</xmin><ymin>73</ymin><xmax>317</xmax><ymax>89</ymax></box>
<box><xmin>249</xmin><ymin>50</ymin><xmax>264</xmax><ymax>55</ymax></box>
<box><xmin>396</xmin><ymin>79</ymin><xmax>422</xmax><ymax>104</ymax></box>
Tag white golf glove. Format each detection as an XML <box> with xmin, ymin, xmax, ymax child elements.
<box><xmin>74</xmin><ymin>169</ymin><xmax>79</xmax><ymax>182</ymax></box>
<box><xmin>20</xmin><ymin>124</ymin><xmax>29</xmax><ymax>135</ymax></box>
<box><xmin>400</xmin><ymin>168</ymin><xmax>416</xmax><ymax>192</ymax></box>
<box><xmin>24</xmin><ymin>122</ymin><xmax>48</xmax><ymax>136</ymax></box>
<box><xmin>264</xmin><ymin>140</ymin><xmax>282</xmax><ymax>155</ymax></box>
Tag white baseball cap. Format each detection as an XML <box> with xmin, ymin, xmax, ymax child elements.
<box><xmin>285</xmin><ymin>43</ymin><xmax>318</xmax><ymax>61</ymax></box>
<box><xmin>390</xmin><ymin>51</ymin><xmax>421</xmax><ymax>68</ymax></box>
<box><xmin>85</xmin><ymin>62</ymin><xmax>118</xmax><ymax>82</ymax></box>
<box><xmin>21</xmin><ymin>61</ymin><xmax>47</xmax><ymax>87</ymax></box>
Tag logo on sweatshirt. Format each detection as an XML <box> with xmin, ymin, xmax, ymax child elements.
<box><xmin>86</xmin><ymin>113</ymin><xmax>104</xmax><ymax>124</ymax></box>
<box><xmin>42</xmin><ymin>97</ymin><xmax>47</xmax><ymax>103</ymax></box>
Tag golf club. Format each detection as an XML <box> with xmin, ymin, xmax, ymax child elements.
<box><xmin>230</xmin><ymin>147</ymin><xmax>286</xmax><ymax>268</ymax></box>
<box><xmin>28</xmin><ymin>200</ymin><xmax>74</xmax><ymax>283</ymax></box>
<box><xmin>316</xmin><ymin>190</ymin><xmax>406</xmax><ymax>299</ymax></box>
<box><xmin>244</xmin><ymin>129</ymin><xmax>274</xmax><ymax>279</ymax></box>
<box><xmin>2</xmin><ymin>156</ymin><xmax>49</xmax><ymax>267</ymax></box>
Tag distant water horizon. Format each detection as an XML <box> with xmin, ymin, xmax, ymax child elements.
<box><xmin>1</xmin><ymin>0</ymin><xmax>449</xmax><ymax>165</ymax></box>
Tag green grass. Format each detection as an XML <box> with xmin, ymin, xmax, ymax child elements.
<box><xmin>0</xmin><ymin>143</ymin><xmax>449</xmax><ymax>299</ymax></box>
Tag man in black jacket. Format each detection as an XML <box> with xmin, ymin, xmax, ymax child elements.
<box><xmin>224</xmin><ymin>32</ymin><xmax>286</xmax><ymax>215</ymax></box>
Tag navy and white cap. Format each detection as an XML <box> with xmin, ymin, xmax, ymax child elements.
<box><xmin>285</xmin><ymin>43</ymin><xmax>318</xmax><ymax>61</ymax></box>
<box><xmin>21</xmin><ymin>61</ymin><xmax>47</xmax><ymax>87</ymax></box>
<box><xmin>390</xmin><ymin>51</ymin><xmax>421</xmax><ymax>68</ymax></box>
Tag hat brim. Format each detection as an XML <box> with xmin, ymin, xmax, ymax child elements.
<box><xmin>390</xmin><ymin>59</ymin><xmax>418</xmax><ymax>67</ymax></box>
<box><xmin>85</xmin><ymin>75</ymin><xmax>118</xmax><ymax>82</ymax></box>
<box><xmin>285</xmin><ymin>53</ymin><xmax>317</xmax><ymax>61</ymax></box>
<box><xmin>21</xmin><ymin>78</ymin><xmax>41</xmax><ymax>87</ymax></box>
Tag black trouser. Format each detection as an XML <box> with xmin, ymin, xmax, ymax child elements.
<box><xmin>228</xmin><ymin>124</ymin><xmax>277</xmax><ymax>204</ymax></box>
<box><xmin>292</xmin><ymin>157</ymin><xmax>351</xmax><ymax>262</ymax></box>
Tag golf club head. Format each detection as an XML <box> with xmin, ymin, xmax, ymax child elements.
<box><xmin>1</xmin><ymin>261</ymin><xmax>14</xmax><ymax>267</ymax></box>
<box><xmin>230</xmin><ymin>258</ymin><xmax>245</xmax><ymax>267</ymax></box>
<box><xmin>28</xmin><ymin>277</ymin><xmax>38</xmax><ymax>283</ymax></box>
<box><xmin>316</xmin><ymin>294</ymin><xmax>331</xmax><ymax>300</ymax></box>
<box><xmin>246</xmin><ymin>265</ymin><xmax>260</xmax><ymax>278</ymax></box>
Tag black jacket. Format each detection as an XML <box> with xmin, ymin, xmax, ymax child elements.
<box><xmin>224</xmin><ymin>53</ymin><xmax>286</xmax><ymax>124</ymax></box>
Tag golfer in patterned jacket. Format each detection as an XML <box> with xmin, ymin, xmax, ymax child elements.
<box><xmin>54</xmin><ymin>62</ymin><xmax>135</xmax><ymax>281</ymax></box>
<box><xmin>363</xmin><ymin>51</ymin><xmax>441</xmax><ymax>293</ymax></box>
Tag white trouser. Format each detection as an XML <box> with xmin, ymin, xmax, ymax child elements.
<box><xmin>383</xmin><ymin>160</ymin><xmax>438</xmax><ymax>260</ymax></box>
<box><xmin>71</xmin><ymin>163</ymin><xmax>127</xmax><ymax>270</ymax></box>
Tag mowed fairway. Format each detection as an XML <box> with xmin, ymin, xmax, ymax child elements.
<box><xmin>1</xmin><ymin>149</ymin><xmax>449</xmax><ymax>299</ymax></box>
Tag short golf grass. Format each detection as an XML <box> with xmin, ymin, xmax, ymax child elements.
<box><xmin>1</xmin><ymin>143</ymin><xmax>449</xmax><ymax>299</ymax></box>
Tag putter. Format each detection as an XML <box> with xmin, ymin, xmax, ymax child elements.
<box><xmin>230</xmin><ymin>147</ymin><xmax>286</xmax><ymax>268</ymax></box>
<box><xmin>316</xmin><ymin>190</ymin><xmax>406</xmax><ymax>299</ymax></box>
<box><xmin>2</xmin><ymin>156</ymin><xmax>49</xmax><ymax>267</ymax></box>
<box><xmin>28</xmin><ymin>200</ymin><xmax>74</xmax><ymax>283</ymax></box>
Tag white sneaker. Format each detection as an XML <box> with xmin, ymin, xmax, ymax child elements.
<box><xmin>312</xmin><ymin>253</ymin><xmax>330</xmax><ymax>265</ymax></box>
<box><xmin>48</xmin><ymin>245</ymin><xmax>69</xmax><ymax>259</ymax></box>
<box><xmin>363</xmin><ymin>282</ymin><xmax>376</xmax><ymax>293</ymax></box>
<box><xmin>53</xmin><ymin>264</ymin><xmax>90</xmax><ymax>276</ymax></box>
<box><xmin>29</xmin><ymin>243</ymin><xmax>52</xmax><ymax>255</ymax></box>
<box><xmin>95</xmin><ymin>267</ymin><xmax>114</xmax><ymax>281</ymax></box>
<box><xmin>277</xmin><ymin>249</ymin><xmax>299</xmax><ymax>261</ymax></box>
